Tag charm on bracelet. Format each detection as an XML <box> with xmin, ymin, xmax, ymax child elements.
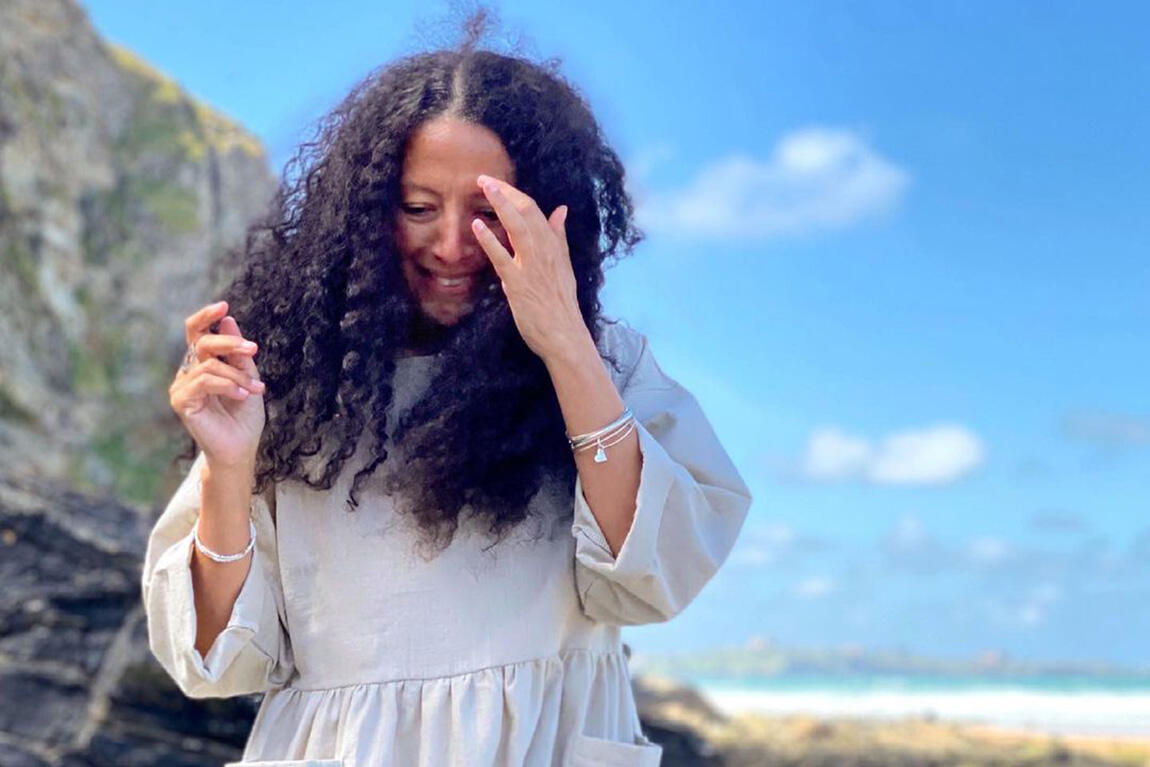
<box><xmin>567</xmin><ymin>407</ymin><xmax>636</xmax><ymax>464</ymax></box>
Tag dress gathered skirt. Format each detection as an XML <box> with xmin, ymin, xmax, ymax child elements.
<box><xmin>141</xmin><ymin>318</ymin><xmax>754</xmax><ymax>766</ymax></box>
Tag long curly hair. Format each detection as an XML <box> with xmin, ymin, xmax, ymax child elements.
<box><xmin>177</xmin><ymin>23</ymin><xmax>644</xmax><ymax>556</ymax></box>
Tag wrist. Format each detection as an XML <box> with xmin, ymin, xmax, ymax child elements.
<box><xmin>202</xmin><ymin>455</ymin><xmax>256</xmax><ymax>483</ymax></box>
<box><xmin>200</xmin><ymin>459</ymin><xmax>256</xmax><ymax>511</ymax></box>
<box><xmin>540</xmin><ymin>321</ymin><xmax>598</xmax><ymax>370</ymax></box>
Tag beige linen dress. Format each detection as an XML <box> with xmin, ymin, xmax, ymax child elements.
<box><xmin>142</xmin><ymin>318</ymin><xmax>753</xmax><ymax>767</ymax></box>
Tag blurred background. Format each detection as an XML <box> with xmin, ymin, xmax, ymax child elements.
<box><xmin>1</xmin><ymin>0</ymin><xmax>1146</xmax><ymax>764</ymax></box>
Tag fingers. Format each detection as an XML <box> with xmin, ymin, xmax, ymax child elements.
<box><xmin>170</xmin><ymin>361</ymin><xmax>263</xmax><ymax>423</ymax></box>
<box><xmin>177</xmin><ymin>302</ymin><xmax>262</xmax><ymax>394</ymax></box>
<box><xmin>180</xmin><ymin>299</ymin><xmax>259</xmax><ymax>366</ymax></box>
<box><xmin>216</xmin><ymin>315</ymin><xmax>260</xmax><ymax>381</ymax></box>
<box><xmin>477</xmin><ymin>175</ymin><xmax>538</xmax><ymax>259</ymax></box>
<box><xmin>185</xmin><ymin>300</ymin><xmax>229</xmax><ymax>346</ymax></box>
<box><xmin>548</xmin><ymin>204</ymin><xmax>568</xmax><ymax>240</ymax></box>
<box><xmin>478</xmin><ymin>175</ymin><xmax>547</xmax><ymax>228</ymax></box>
<box><xmin>176</xmin><ymin>357</ymin><xmax>263</xmax><ymax>393</ymax></box>
<box><xmin>193</xmin><ymin>325</ymin><xmax>258</xmax><ymax>360</ymax></box>
<box><xmin>197</xmin><ymin>370</ymin><xmax>259</xmax><ymax>401</ymax></box>
<box><xmin>472</xmin><ymin>217</ymin><xmax>515</xmax><ymax>272</ymax></box>
<box><xmin>172</xmin><ymin>302</ymin><xmax>267</xmax><ymax>425</ymax></box>
<box><xmin>206</xmin><ymin>356</ymin><xmax>264</xmax><ymax>392</ymax></box>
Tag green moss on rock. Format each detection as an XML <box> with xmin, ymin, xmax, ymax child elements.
<box><xmin>2</xmin><ymin>237</ymin><xmax>39</xmax><ymax>293</ymax></box>
<box><xmin>137</xmin><ymin>178</ymin><xmax>200</xmax><ymax>234</ymax></box>
<box><xmin>0</xmin><ymin>381</ymin><xmax>38</xmax><ymax>427</ymax></box>
<box><xmin>88</xmin><ymin>427</ymin><xmax>178</xmax><ymax>503</ymax></box>
<box><xmin>107</xmin><ymin>43</ymin><xmax>265</xmax><ymax>162</ymax></box>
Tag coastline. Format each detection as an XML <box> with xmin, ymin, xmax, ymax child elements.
<box><xmin>693</xmin><ymin>683</ymin><xmax>1150</xmax><ymax>739</ymax></box>
<box><xmin>634</xmin><ymin>673</ymin><xmax>1150</xmax><ymax>767</ymax></box>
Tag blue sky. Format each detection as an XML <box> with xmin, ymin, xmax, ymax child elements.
<box><xmin>79</xmin><ymin>1</ymin><xmax>1150</xmax><ymax>665</ymax></box>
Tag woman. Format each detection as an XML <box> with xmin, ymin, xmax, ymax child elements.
<box><xmin>142</xmin><ymin>30</ymin><xmax>752</xmax><ymax>767</ymax></box>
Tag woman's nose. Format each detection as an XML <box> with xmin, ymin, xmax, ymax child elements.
<box><xmin>433</xmin><ymin>213</ymin><xmax>480</xmax><ymax>265</ymax></box>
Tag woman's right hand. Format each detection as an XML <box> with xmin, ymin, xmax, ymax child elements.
<box><xmin>170</xmin><ymin>300</ymin><xmax>267</xmax><ymax>469</ymax></box>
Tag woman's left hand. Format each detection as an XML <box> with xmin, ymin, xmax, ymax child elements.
<box><xmin>472</xmin><ymin>174</ymin><xmax>588</xmax><ymax>361</ymax></box>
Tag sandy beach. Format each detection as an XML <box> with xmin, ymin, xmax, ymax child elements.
<box><xmin>696</xmin><ymin>684</ymin><xmax>1150</xmax><ymax>738</ymax></box>
<box><xmin>634</xmin><ymin>673</ymin><xmax>1150</xmax><ymax>767</ymax></box>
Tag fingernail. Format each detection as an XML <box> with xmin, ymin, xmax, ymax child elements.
<box><xmin>240</xmin><ymin>341</ymin><xmax>257</xmax><ymax>351</ymax></box>
<box><xmin>214</xmin><ymin>300</ymin><xmax>227</xmax><ymax>311</ymax></box>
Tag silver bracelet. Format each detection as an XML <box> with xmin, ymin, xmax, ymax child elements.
<box><xmin>573</xmin><ymin>419</ymin><xmax>636</xmax><ymax>463</ymax></box>
<box><xmin>567</xmin><ymin>407</ymin><xmax>634</xmax><ymax>450</ymax></box>
<box><xmin>194</xmin><ymin>518</ymin><xmax>256</xmax><ymax>563</ymax></box>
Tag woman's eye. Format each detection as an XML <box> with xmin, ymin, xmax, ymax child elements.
<box><xmin>480</xmin><ymin>210</ymin><xmax>499</xmax><ymax>221</ymax></box>
<box><xmin>402</xmin><ymin>205</ymin><xmax>431</xmax><ymax>215</ymax></box>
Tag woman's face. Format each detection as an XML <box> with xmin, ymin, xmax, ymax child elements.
<box><xmin>395</xmin><ymin>115</ymin><xmax>515</xmax><ymax>327</ymax></box>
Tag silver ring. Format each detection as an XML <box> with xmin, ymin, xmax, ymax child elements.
<box><xmin>178</xmin><ymin>341</ymin><xmax>197</xmax><ymax>375</ymax></box>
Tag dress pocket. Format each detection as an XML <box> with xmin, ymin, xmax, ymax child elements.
<box><xmin>223</xmin><ymin>761</ymin><xmax>343</xmax><ymax>766</ymax></box>
<box><xmin>568</xmin><ymin>731</ymin><xmax>663</xmax><ymax>766</ymax></box>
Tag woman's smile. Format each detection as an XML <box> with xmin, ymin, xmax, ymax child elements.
<box><xmin>416</xmin><ymin>263</ymin><xmax>481</xmax><ymax>295</ymax></box>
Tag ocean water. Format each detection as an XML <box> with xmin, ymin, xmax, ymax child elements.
<box><xmin>680</xmin><ymin>673</ymin><xmax>1150</xmax><ymax>737</ymax></box>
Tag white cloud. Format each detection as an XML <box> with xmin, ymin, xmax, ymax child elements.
<box><xmin>965</xmin><ymin>536</ymin><xmax>1012</xmax><ymax>566</ymax></box>
<box><xmin>729</xmin><ymin>519</ymin><xmax>836</xmax><ymax>569</ymax></box>
<box><xmin>869</xmin><ymin>425</ymin><xmax>984</xmax><ymax>484</ymax></box>
<box><xmin>730</xmin><ymin>520</ymin><xmax>796</xmax><ymax>567</ymax></box>
<box><xmin>795</xmin><ymin>576</ymin><xmax>837</xmax><ymax>599</ymax></box>
<box><xmin>1018</xmin><ymin>603</ymin><xmax>1045</xmax><ymax>626</ymax></box>
<box><xmin>803</xmin><ymin>428</ymin><xmax>872</xmax><ymax>481</ymax></box>
<box><xmin>799</xmin><ymin>424</ymin><xmax>984</xmax><ymax>486</ymax></box>
<box><xmin>631</xmin><ymin>126</ymin><xmax>910</xmax><ymax>241</ymax></box>
<box><xmin>626</xmin><ymin>141</ymin><xmax>677</xmax><ymax>186</ymax></box>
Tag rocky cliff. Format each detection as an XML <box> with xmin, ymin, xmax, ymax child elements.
<box><xmin>0</xmin><ymin>0</ymin><xmax>275</xmax><ymax>761</ymax></box>
<box><xmin>0</xmin><ymin>0</ymin><xmax>275</xmax><ymax>502</ymax></box>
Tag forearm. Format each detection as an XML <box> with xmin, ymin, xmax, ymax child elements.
<box><xmin>190</xmin><ymin>460</ymin><xmax>255</xmax><ymax>657</ymax></box>
<box><xmin>543</xmin><ymin>329</ymin><xmax>640</xmax><ymax>559</ymax></box>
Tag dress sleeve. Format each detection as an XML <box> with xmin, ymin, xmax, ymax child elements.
<box><xmin>140</xmin><ymin>450</ymin><xmax>295</xmax><ymax>698</ymax></box>
<box><xmin>571</xmin><ymin>325</ymin><xmax>754</xmax><ymax>625</ymax></box>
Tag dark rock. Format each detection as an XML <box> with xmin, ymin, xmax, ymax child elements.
<box><xmin>632</xmin><ymin>673</ymin><xmax>729</xmax><ymax>765</ymax></box>
<box><xmin>0</xmin><ymin>468</ymin><xmax>255</xmax><ymax>763</ymax></box>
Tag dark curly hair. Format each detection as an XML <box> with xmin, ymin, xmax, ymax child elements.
<box><xmin>178</xmin><ymin>16</ymin><xmax>644</xmax><ymax>557</ymax></box>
